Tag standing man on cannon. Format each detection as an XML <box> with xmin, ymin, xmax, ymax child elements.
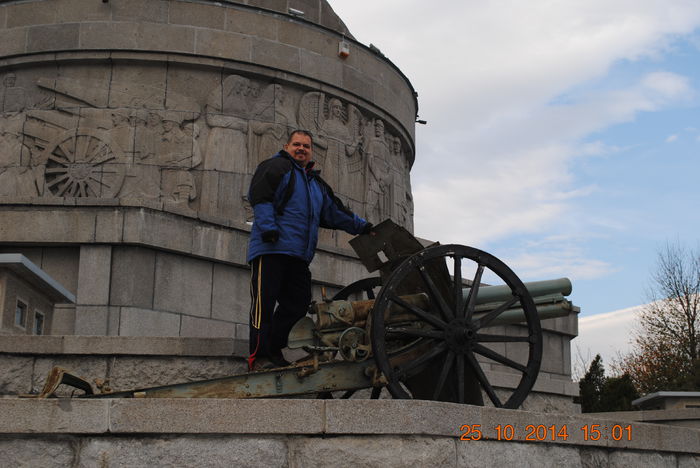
<box><xmin>246</xmin><ymin>130</ymin><xmax>373</xmax><ymax>371</ymax></box>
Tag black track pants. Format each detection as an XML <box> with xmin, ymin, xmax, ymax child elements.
<box><xmin>248</xmin><ymin>254</ymin><xmax>312</xmax><ymax>365</ymax></box>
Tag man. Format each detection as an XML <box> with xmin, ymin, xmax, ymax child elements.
<box><xmin>246</xmin><ymin>130</ymin><xmax>372</xmax><ymax>370</ymax></box>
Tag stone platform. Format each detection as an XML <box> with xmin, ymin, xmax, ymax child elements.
<box><xmin>0</xmin><ymin>398</ymin><xmax>697</xmax><ymax>467</ymax></box>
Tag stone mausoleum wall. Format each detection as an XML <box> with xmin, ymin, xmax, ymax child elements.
<box><xmin>0</xmin><ymin>0</ymin><xmax>417</xmax><ymax>338</ymax></box>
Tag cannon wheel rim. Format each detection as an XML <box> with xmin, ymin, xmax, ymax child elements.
<box><xmin>370</xmin><ymin>244</ymin><xmax>542</xmax><ymax>409</ymax></box>
<box><xmin>331</xmin><ymin>276</ymin><xmax>382</xmax><ymax>301</ymax></box>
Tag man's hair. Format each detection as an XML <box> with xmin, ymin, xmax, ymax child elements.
<box><xmin>287</xmin><ymin>129</ymin><xmax>313</xmax><ymax>145</ymax></box>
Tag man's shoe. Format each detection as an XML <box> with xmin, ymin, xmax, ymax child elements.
<box><xmin>250</xmin><ymin>358</ymin><xmax>276</xmax><ymax>371</ymax></box>
<box><xmin>268</xmin><ymin>350</ymin><xmax>291</xmax><ymax>367</ymax></box>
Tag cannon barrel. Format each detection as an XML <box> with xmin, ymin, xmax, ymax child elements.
<box><xmin>464</xmin><ymin>277</ymin><xmax>572</xmax><ymax>305</ymax></box>
<box><xmin>309</xmin><ymin>278</ymin><xmax>574</xmax><ymax>333</ymax></box>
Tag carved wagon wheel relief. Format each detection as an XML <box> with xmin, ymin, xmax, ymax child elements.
<box><xmin>43</xmin><ymin>128</ymin><xmax>126</xmax><ymax>198</ymax></box>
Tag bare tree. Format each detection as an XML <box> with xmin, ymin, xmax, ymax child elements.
<box><xmin>616</xmin><ymin>241</ymin><xmax>700</xmax><ymax>393</ymax></box>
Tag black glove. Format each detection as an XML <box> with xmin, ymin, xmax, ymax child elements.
<box><xmin>360</xmin><ymin>222</ymin><xmax>373</xmax><ymax>235</ymax></box>
<box><xmin>261</xmin><ymin>230</ymin><xmax>279</xmax><ymax>243</ymax></box>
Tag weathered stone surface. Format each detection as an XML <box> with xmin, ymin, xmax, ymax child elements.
<box><xmin>38</xmin><ymin>246</ymin><xmax>80</xmax><ymax>297</ymax></box>
<box><xmin>94</xmin><ymin>209</ymin><xmax>124</xmax><ymax>243</ymax></box>
<box><xmin>110</xmin><ymin>246</ymin><xmax>156</xmax><ymax>309</ymax></box>
<box><xmin>191</xmin><ymin>223</ymin><xmax>249</xmax><ymax>265</ymax></box>
<box><xmin>111</xmin><ymin>0</ymin><xmax>169</xmax><ymax>23</ymax></box>
<box><xmin>27</xmin><ymin>23</ymin><xmax>80</xmax><ymax>53</ymax></box>
<box><xmin>78</xmin><ymin>436</ymin><xmax>287</xmax><ymax>468</ymax></box>
<box><xmin>79</xmin><ymin>21</ymin><xmax>141</xmax><ymax>50</ymax></box>
<box><xmin>0</xmin><ymin>355</ymin><xmax>34</xmax><ymax>395</ymax></box>
<box><xmin>252</xmin><ymin>38</ymin><xmax>300</xmax><ymax>72</ymax></box>
<box><xmin>458</xmin><ymin>440</ymin><xmax>582</xmax><ymax>467</ymax></box>
<box><xmin>518</xmin><ymin>392</ymin><xmax>579</xmax><ymax>414</ymax></box>
<box><xmin>678</xmin><ymin>455</ymin><xmax>700</xmax><ymax>468</ymax></box>
<box><xmin>300</xmin><ymin>49</ymin><xmax>343</xmax><ymax>85</ymax></box>
<box><xmin>118</xmin><ymin>307</ymin><xmax>181</xmax><ymax>336</ymax></box>
<box><xmin>56</xmin><ymin>0</ymin><xmax>111</xmax><ymax>23</ymax></box>
<box><xmin>135</xmin><ymin>22</ymin><xmax>196</xmax><ymax>55</ymax></box>
<box><xmin>607</xmin><ymin>451</ymin><xmax>677</xmax><ymax>468</ymax></box>
<box><xmin>76</xmin><ymin>245</ymin><xmax>112</xmax><ymax>305</ymax></box>
<box><xmin>225</xmin><ymin>7</ymin><xmax>280</xmax><ymax>41</ymax></box>
<box><xmin>153</xmin><ymin>252</ymin><xmax>212</xmax><ymax>317</ymax></box>
<box><xmin>289</xmin><ymin>435</ymin><xmax>456</xmax><ymax>468</ymax></box>
<box><xmin>0</xmin><ymin>28</ymin><xmax>26</xmax><ymax>56</ymax></box>
<box><xmin>180</xmin><ymin>315</ymin><xmax>236</xmax><ymax>338</ymax></box>
<box><xmin>74</xmin><ymin>305</ymin><xmax>113</xmax><ymax>335</ymax></box>
<box><xmin>0</xmin><ymin>438</ymin><xmax>76</xmax><ymax>467</ymax></box>
<box><xmin>50</xmin><ymin>305</ymin><xmax>76</xmax><ymax>335</ymax></box>
<box><xmin>0</xmin><ymin>335</ymin><xmax>238</xmax><ymax>356</ymax></box>
<box><xmin>107</xmin><ymin>356</ymin><xmax>245</xmax><ymax>390</ymax></box>
<box><xmin>195</xmin><ymin>29</ymin><xmax>252</xmax><ymax>60</ymax></box>
<box><xmin>212</xmin><ymin>263</ymin><xmax>250</xmax><ymax>323</ymax></box>
<box><xmin>0</xmin><ymin>399</ymin><xmax>108</xmax><ymax>433</ymax></box>
<box><xmin>122</xmin><ymin>209</ymin><xmax>194</xmax><ymax>255</ymax></box>
<box><xmin>0</xmin><ymin>209</ymin><xmax>96</xmax><ymax>243</ymax></box>
<box><xmin>540</xmin><ymin>332</ymin><xmax>565</xmax><ymax>374</ymax></box>
<box><xmin>579</xmin><ymin>448</ymin><xmax>611</xmax><ymax>468</ymax></box>
<box><xmin>169</xmin><ymin>1</ymin><xmax>226</xmax><ymax>30</ymax></box>
<box><xmin>278</xmin><ymin>18</ymin><xmax>335</xmax><ymax>56</ymax></box>
<box><xmin>109</xmin><ymin>399</ymin><xmax>324</xmax><ymax>433</ymax></box>
<box><xmin>325</xmin><ymin>399</ymin><xmax>473</xmax><ymax>437</ymax></box>
<box><xmin>5</xmin><ymin>3</ymin><xmax>56</xmax><ymax>27</ymax></box>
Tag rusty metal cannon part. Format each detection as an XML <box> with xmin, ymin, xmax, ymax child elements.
<box><xmin>338</xmin><ymin>327</ymin><xmax>371</xmax><ymax>362</ymax></box>
<box><xmin>370</xmin><ymin>244</ymin><xmax>543</xmax><ymax>409</ymax></box>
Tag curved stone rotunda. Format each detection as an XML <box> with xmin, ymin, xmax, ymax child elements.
<box><xmin>0</xmin><ymin>0</ymin><xmax>416</xmax><ymax>338</ymax></box>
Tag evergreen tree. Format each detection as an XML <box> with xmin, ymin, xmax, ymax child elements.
<box><xmin>578</xmin><ymin>354</ymin><xmax>606</xmax><ymax>412</ymax></box>
<box><xmin>578</xmin><ymin>355</ymin><xmax>639</xmax><ymax>412</ymax></box>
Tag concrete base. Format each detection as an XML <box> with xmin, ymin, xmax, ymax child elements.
<box><xmin>0</xmin><ymin>399</ymin><xmax>697</xmax><ymax>467</ymax></box>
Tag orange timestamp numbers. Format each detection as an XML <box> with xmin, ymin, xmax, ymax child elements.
<box><xmin>459</xmin><ymin>424</ymin><xmax>632</xmax><ymax>441</ymax></box>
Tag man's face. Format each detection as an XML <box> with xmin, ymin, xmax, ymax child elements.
<box><xmin>330</xmin><ymin>100</ymin><xmax>342</xmax><ymax>119</ymax></box>
<box><xmin>375</xmin><ymin>120</ymin><xmax>384</xmax><ymax>137</ymax></box>
<box><xmin>284</xmin><ymin>133</ymin><xmax>313</xmax><ymax>167</ymax></box>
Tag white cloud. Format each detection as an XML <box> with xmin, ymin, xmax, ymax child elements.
<box><xmin>666</xmin><ymin>134</ymin><xmax>679</xmax><ymax>142</ymax></box>
<box><xmin>572</xmin><ymin>304</ymin><xmax>641</xmax><ymax>375</ymax></box>
<box><xmin>330</xmin><ymin>1</ymin><xmax>700</xmax><ymax>281</ymax></box>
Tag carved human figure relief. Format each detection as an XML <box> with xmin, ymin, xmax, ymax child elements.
<box><xmin>1</xmin><ymin>73</ymin><xmax>27</xmax><ymax>114</ymax></box>
<box><xmin>163</xmin><ymin>170</ymin><xmax>197</xmax><ymax>215</ymax></box>
<box><xmin>249</xmin><ymin>83</ymin><xmax>298</xmax><ymax>169</ymax></box>
<box><xmin>0</xmin><ymin>115</ymin><xmax>37</xmax><ymax>197</ymax></box>
<box><xmin>363</xmin><ymin>118</ymin><xmax>393</xmax><ymax>223</ymax></box>
<box><xmin>297</xmin><ymin>92</ymin><xmax>362</xmax><ymax>192</ymax></box>
<box><xmin>203</xmin><ymin>75</ymin><xmax>251</xmax><ymax>174</ymax></box>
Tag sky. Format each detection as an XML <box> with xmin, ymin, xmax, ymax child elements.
<box><xmin>329</xmin><ymin>0</ymin><xmax>700</xmax><ymax>367</ymax></box>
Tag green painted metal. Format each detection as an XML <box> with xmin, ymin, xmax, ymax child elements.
<box><xmin>88</xmin><ymin>359</ymin><xmax>377</xmax><ymax>399</ymax></box>
<box><xmin>464</xmin><ymin>277</ymin><xmax>572</xmax><ymax>305</ymax></box>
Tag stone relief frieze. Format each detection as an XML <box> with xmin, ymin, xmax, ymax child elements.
<box><xmin>298</xmin><ymin>92</ymin><xmax>363</xmax><ymax>193</ymax></box>
<box><xmin>41</xmin><ymin>128</ymin><xmax>127</xmax><ymax>198</ymax></box>
<box><xmin>0</xmin><ymin>67</ymin><xmax>413</xmax><ymax>230</ymax></box>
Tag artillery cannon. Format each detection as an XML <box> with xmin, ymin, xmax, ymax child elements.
<box><xmin>37</xmin><ymin>221</ymin><xmax>576</xmax><ymax>409</ymax></box>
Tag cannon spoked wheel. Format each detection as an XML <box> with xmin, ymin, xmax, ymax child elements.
<box><xmin>370</xmin><ymin>244</ymin><xmax>542</xmax><ymax>409</ymax></box>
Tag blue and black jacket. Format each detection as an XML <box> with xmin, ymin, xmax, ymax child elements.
<box><xmin>247</xmin><ymin>150</ymin><xmax>369</xmax><ymax>264</ymax></box>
